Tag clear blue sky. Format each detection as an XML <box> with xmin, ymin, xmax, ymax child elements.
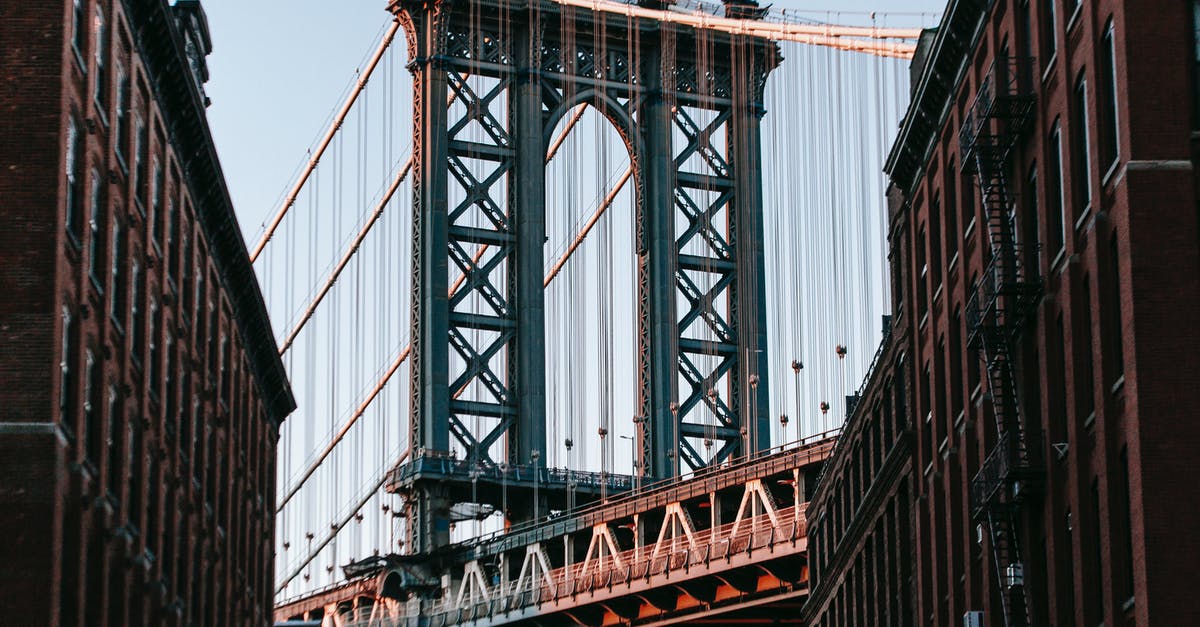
<box><xmin>204</xmin><ymin>0</ymin><xmax>945</xmax><ymax>237</ymax></box>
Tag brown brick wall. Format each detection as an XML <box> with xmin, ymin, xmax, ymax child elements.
<box><xmin>0</xmin><ymin>1</ymin><xmax>288</xmax><ymax>625</ymax></box>
<box><xmin>807</xmin><ymin>1</ymin><xmax>1200</xmax><ymax>626</ymax></box>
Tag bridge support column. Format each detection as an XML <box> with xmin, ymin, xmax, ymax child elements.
<box><xmin>405</xmin><ymin>0</ymin><xmax>453</xmax><ymax>554</ymax></box>
<box><xmin>731</xmin><ymin>38</ymin><xmax>771</xmax><ymax>455</ymax></box>
<box><xmin>640</xmin><ymin>39</ymin><xmax>680</xmax><ymax>480</ymax></box>
<box><xmin>509</xmin><ymin>13</ymin><xmax>547</xmax><ymax>477</ymax></box>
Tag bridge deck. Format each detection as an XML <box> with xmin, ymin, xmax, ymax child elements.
<box><xmin>276</xmin><ymin>433</ymin><xmax>838</xmax><ymax>626</ymax></box>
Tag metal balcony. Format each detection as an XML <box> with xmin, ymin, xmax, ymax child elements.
<box><xmin>959</xmin><ymin>56</ymin><xmax>1037</xmax><ymax>172</ymax></box>
<box><xmin>966</xmin><ymin>245</ymin><xmax>1042</xmax><ymax>351</ymax></box>
<box><xmin>970</xmin><ymin>430</ymin><xmax>1042</xmax><ymax>520</ymax></box>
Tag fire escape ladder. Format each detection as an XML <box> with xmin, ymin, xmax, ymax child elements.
<box><xmin>987</xmin><ymin>506</ymin><xmax>1032</xmax><ymax>627</ymax></box>
<box><xmin>960</xmin><ymin>56</ymin><xmax>1041</xmax><ymax>627</ymax></box>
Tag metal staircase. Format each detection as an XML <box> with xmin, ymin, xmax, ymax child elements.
<box><xmin>960</xmin><ymin>56</ymin><xmax>1040</xmax><ymax>627</ymax></box>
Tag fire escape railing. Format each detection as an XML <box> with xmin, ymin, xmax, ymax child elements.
<box><xmin>959</xmin><ymin>56</ymin><xmax>1040</xmax><ymax>627</ymax></box>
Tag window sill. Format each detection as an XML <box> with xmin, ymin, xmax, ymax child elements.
<box><xmin>72</xmin><ymin>47</ymin><xmax>88</xmax><ymax>77</ymax></box>
<box><xmin>1110</xmin><ymin>374</ymin><xmax>1125</xmax><ymax>395</ymax></box>
<box><xmin>1083</xmin><ymin>410</ymin><xmax>1096</xmax><ymax>430</ymax></box>
<box><xmin>65</xmin><ymin>233</ymin><xmax>83</xmax><ymax>260</ymax></box>
<box><xmin>963</xmin><ymin>217</ymin><xmax>977</xmax><ymax>242</ymax></box>
<box><xmin>1066</xmin><ymin>5</ymin><xmax>1083</xmax><ymax>33</ymax></box>
<box><xmin>1102</xmin><ymin>158</ymin><xmax>1121</xmax><ymax>189</ymax></box>
<box><xmin>1041</xmin><ymin>54</ymin><xmax>1058</xmax><ymax>85</ymax></box>
<box><xmin>1074</xmin><ymin>206</ymin><xmax>1093</xmax><ymax>232</ymax></box>
<box><xmin>1049</xmin><ymin>247</ymin><xmax>1068</xmax><ymax>274</ymax></box>
<box><xmin>1121</xmin><ymin>596</ymin><xmax>1135</xmax><ymax>613</ymax></box>
<box><xmin>92</xmin><ymin>105</ymin><xmax>108</xmax><ymax>130</ymax></box>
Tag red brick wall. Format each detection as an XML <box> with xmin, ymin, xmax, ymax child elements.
<box><xmin>899</xmin><ymin>1</ymin><xmax>1200</xmax><ymax>625</ymax></box>
<box><xmin>0</xmin><ymin>1</ymin><xmax>285</xmax><ymax>625</ymax></box>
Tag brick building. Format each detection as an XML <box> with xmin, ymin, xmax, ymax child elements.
<box><xmin>803</xmin><ymin>314</ymin><xmax>916</xmax><ymax>625</ymax></box>
<box><xmin>0</xmin><ymin>1</ymin><xmax>295</xmax><ymax>625</ymax></box>
<box><xmin>806</xmin><ymin>0</ymin><xmax>1200</xmax><ymax>625</ymax></box>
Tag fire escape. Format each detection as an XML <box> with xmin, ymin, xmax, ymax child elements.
<box><xmin>959</xmin><ymin>57</ymin><xmax>1040</xmax><ymax>627</ymax></box>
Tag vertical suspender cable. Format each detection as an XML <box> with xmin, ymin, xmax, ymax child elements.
<box><xmin>250</xmin><ymin>20</ymin><xmax>400</xmax><ymax>263</ymax></box>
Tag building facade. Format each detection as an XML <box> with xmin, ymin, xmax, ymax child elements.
<box><xmin>807</xmin><ymin>0</ymin><xmax>1200</xmax><ymax>625</ymax></box>
<box><xmin>0</xmin><ymin>1</ymin><xmax>295</xmax><ymax>625</ymax></box>
<box><xmin>802</xmin><ymin>312</ymin><xmax>916</xmax><ymax>626</ymax></box>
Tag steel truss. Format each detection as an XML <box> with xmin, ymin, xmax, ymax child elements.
<box><xmin>393</xmin><ymin>0</ymin><xmax>778</xmax><ymax>556</ymax></box>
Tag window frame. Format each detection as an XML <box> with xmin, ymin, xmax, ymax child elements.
<box><xmin>87</xmin><ymin>167</ymin><xmax>106</xmax><ymax>293</ymax></box>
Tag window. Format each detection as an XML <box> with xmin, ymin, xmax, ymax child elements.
<box><xmin>165</xmin><ymin>335</ymin><xmax>177</xmax><ymax>436</ymax></box>
<box><xmin>1025</xmin><ymin>164</ymin><xmax>1041</xmax><ymax>278</ymax></box>
<box><xmin>206</xmin><ymin>300</ymin><xmax>217</xmax><ymax>378</ymax></box>
<box><xmin>1090</xmin><ymin>478</ymin><xmax>1105</xmax><ymax>621</ymax></box>
<box><xmin>167</xmin><ymin>197</ymin><xmax>179</xmax><ymax>283</ymax></box>
<box><xmin>65</xmin><ymin>118</ymin><xmax>84</xmax><ymax>244</ymax></box>
<box><xmin>945</xmin><ymin>161</ymin><xmax>959</xmax><ymax>261</ymax></box>
<box><xmin>83</xmin><ymin>350</ymin><xmax>100</xmax><ymax>464</ymax></box>
<box><xmin>149</xmin><ymin>299</ymin><xmax>160</xmax><ymax>401</ymax></box>
<box><xmin>1051</xmin><ymin>313</ymin><xmax>1068</xmax><ymax>434</ymax></box>
<box><xmin>60</xmin><ymin>308</ymin><xmax>77</xmax><ymax>434</ymax></box>
<box><xmin>181</xmin><ymin>369</ymin><xmax>193</xmax><ymax>462</ymax></box>
<box><xmin>1019</xmin><ymin>1</ymin><xmax>1034</xmax><ymax>62</ymax></box>
<box><xmin>109</xmin><ymin>218</ymin><xmax>125</xmax><ymax>327</ymax></box>
<box><xmin>1077</xmin><ymin>277</ymin><xmax>1095</xmax><ymax>422</ymax></box>
<box><xmin>1072</xmin><ymin>72</ymin><xmax>1092</xmax><ymax>218</ymax></box>
<box><xmin>130</xmin><ymin>262</ymin><xmax>144</xmax><ymax>364</ymax></box>
<box><xmin>127</xmin><ymin>417</ymin><xmax>143</xmax><ymax>522</ymax></box>
<box><xmin>1106</xmin><ymin>233</ymin><xmax>1125</xmax><ymax>381</ymax></box>
<box><xmin>191</xmin><ymin>398</ymin><xmax>202</xmax><ymax>480</ymax></box>
<box><xmin>1047</xmin><ymin>122</ymin><xmax>1066</xmax><ymax>258</ymax></box>
<box><xmin>87</xmin><ymin>168</ymin><xmax>106</xmax><ymax>290</ymax></box>
<box><xmin>950</xmin><ymin>308</ymin><xmax>964</xmax><ymax>418</ymax></box>
<box><xmin>916</xmin><ymin>226</ymin><xmax>928</xmax><ymax>318</ymax></box>
<box><xmin>181</xmin><ymin>218</ymin><xmax>193</xmax><ymax>316</ymax></box>
<box><xmin>151</xmin><ymin>157</ymin><xmax>164</xmax><ymax>246</ymax></box>
<box><xmin>1099</xmin><ymin>22</ymin><xmax>1120</xmax><ymax>170</ymax></box>
<box><xmin>71</xmin><ymin>0</ymin><xmax>87</xmax><ymax>62</ymax></box>
<box><xmin>92</xmin><ymin>5</ymin><xmax>107</xmax><ymax>110</ymax></box>
<box><xmin>133</xmin><ymin>117</ymin><xmax>147</xmax><ymax>214</ymax></box>
<box><xmin>1117</xmin><ymin>448</ymin><xmax>1135</xmax><ymax>602</ymax></box>
<box><xmin>1195</xmin><ymin>2</ymin><xmax>1200</xmax><ymax>121</ymax></box>
<box><xmin>1040</xmin><ymin>0</ymin><xmax>1057</xmax><ymax>71</ymax></box>
<box><xmin>1060</xmin><ymin>508</ymin><xmax>1077</xmax><ymax>625</ymax></box>
<box><xmin>220</xmin><ymin>334</ymin><xmax>232</xmax><ymax>407</ymax></box>
<box><xmin>106</xmin><ymin>385</ymin><xmax>120</xmax><ymax>495</ymax></box>
<box><xmin>960</xmin><ymin>172</ymin><xmax>976</xmax><ymax>234</ymax></box>
<box><xmin>114</xmin><ymin>65</ymin><xmax>129</xmax><ymax>166</ymax></box>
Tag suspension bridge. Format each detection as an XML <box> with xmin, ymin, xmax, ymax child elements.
<box><xmin>254</xmin><ymin>0</ymin><xmax>930</xmax><ymax>624</ymax></box>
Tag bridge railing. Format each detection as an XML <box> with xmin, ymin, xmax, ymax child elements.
<box><xmin>430</xmin><ymin>504</ymin><xmax>809</xmax><ymax>624</ymax></box>
<box><xmin>452</xmin><ymin>429</ymin><xmax>840</xmax><ymax>553</ymax></box>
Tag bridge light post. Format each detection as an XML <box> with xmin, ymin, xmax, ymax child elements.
<box><xmin>531</xmin><ymin>450</ymin><xmax>541</xmax><ymax>522</ymax></box>
<box><xmin>619</xmin><ymin>434</ymin><xmax>634</xmax><ymax>484</ymax></box>
<box><xmin>780</xmin><ymin>414</ymin><xmax>790</xmax><ymax>447</ymax></box>
<box><xmin>632</xmin><ymin>415</ymin><xmax>645</xmax><ymax>492</ymax></box>
<box><xmin>791</xmin><ymin>359</ymin><xmax>803</xmax><ymax>440</ymax></box>
<box><xmin>749</xmin><ymin>372</ymin><xmax>760</xmax><ymax>454</ymax></box>
<box><xmin>598</xmin><ymin>427</ymin><xmax>609</xmax><ymax>502</ymax></box>
<box><xmin>669</xmin><ymin>401</ymin><xmax>680</xmax><ymax>476</ymax></box>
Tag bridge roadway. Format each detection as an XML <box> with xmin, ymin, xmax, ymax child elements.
<box><xmin>275</xmin><ymin>431</ymin><xmax>838</xmax><ymax>626</ymax></box>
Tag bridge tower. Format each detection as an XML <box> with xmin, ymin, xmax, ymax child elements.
<box><xmin>390</xmin><ymin>0</ymin><xmax>779</xmax><ymax>557</ymax></box>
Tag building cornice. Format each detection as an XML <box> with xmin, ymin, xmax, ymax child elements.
<box><xmin>884</xmin><ymin>0</ymin><xmax>993</xmax><ymax>195</ymax></box>
<box><xmin>121</xmin><ymin>0</ymin><xmax>296</xmax><ymax>424</ymax></box>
